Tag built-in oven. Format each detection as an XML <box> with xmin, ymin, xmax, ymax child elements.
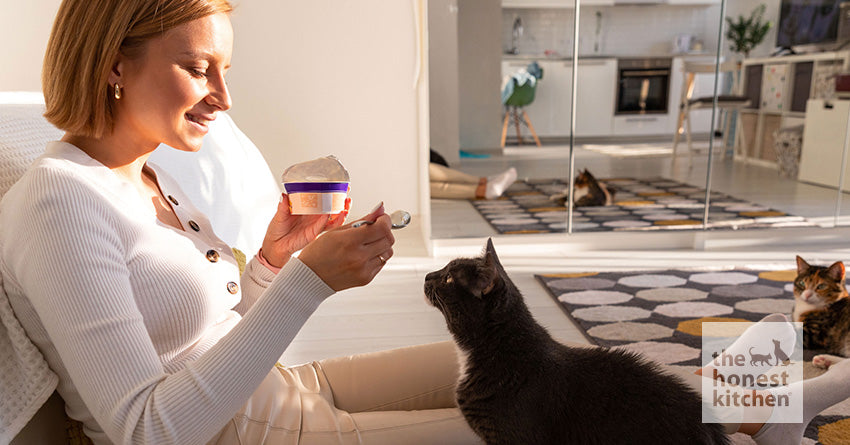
<box><xmin>616</xmin><ymin>57</ymin><xmax>672</xmax><ymax>115</ymax></box>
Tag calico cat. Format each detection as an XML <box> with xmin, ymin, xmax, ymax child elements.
<box><xmin>793</xmin><ymin>256</ymin><xmax>848</xmax><ymax>323</ymax></box>
<box><xmin>795</xmin><ymin>256</ymin><xmax>850</xmax><ymax>356</ymax></box>
<box><xmin>423</xmin><ymin>239</ymin><xmax>728</xmax><ymax>445</ymax></box>
<box><xmin>551</xmin><ymin>168</ymin><xmax>616</xmax><ymax>207</ymax></box>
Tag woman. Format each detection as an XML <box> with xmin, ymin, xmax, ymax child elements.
<box><xmin>429</xmin><ymin>163</ymin><xmax>517</xmax><ymax>200</ymax></box>
<box><xmin>5</xmin><ymin>1</ymin><xmax>850</xmax><ymax>444</ymax></box>
<box><xmin>0</xmin><ymin>1</ymin><xmax>478</xmax><ymax>443</ymax></box>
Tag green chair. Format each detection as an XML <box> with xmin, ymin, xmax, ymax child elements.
<box><xmin>501</xmin><ymin>61</ymin><xmax>544</xmax><ymax>147</ymax></box>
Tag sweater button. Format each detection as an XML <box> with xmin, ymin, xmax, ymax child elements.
<box><xmin>188</xmin><ymin>220</ymin><xmax>200</xmax><ymax>232</ymax></box>
<box><xmin>167</xmin><ymin>195</ymin><xmax>179</xmax><ymax>206</ymax></box>
<box><xmin>206</xmin><ymin>249</ymin><xmax>220</xmax><ymax>262</ymax></box>
<box><xmin>226</xmin><ymin>282</ymin><xmax>239</xmax><ymax>294</ymax></box>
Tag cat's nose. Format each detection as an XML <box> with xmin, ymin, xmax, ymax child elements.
<box><xmin>425</xmin><ymin>271</ymin><xmax>439</xmax><ymax>281</ymax></box>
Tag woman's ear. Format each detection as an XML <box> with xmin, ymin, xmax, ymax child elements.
<box><xmin>107</xmin><ymin>56</ymin><xmax>126</xmax><ymax>87</ymax></box>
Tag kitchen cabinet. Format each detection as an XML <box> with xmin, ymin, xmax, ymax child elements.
<box><xmin>502</xmin><ymin>57</ymin><xmax>616</xmax><ymax>139</ymax></box>
<box><xmin>502</xmin><ymin>0</ymin><xmax>613</xmax><ymax>8</ymax></box>
<box><xmin>576</xmin><ymin>58</ymin><xmax>616</xmax><ymax>136</ymax></box>
<box><xmin>798</xmin><ymin>99</ymin><xmax>850</xmax><ymax>189</ymax></box>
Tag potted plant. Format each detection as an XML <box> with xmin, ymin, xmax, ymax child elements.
<box><xmin>725</xmin><ymin>4</ymin><xmax>773</xmax><ymax>59</ymax></box>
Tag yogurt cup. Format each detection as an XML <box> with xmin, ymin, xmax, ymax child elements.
<box><xmin>283</xmin><ymin>181</ymin><xmax>349</xmax><ymax>214</ymax></box>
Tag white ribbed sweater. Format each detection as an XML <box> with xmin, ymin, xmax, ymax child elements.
<box><xmin>0</xmin><ymin>142</ymin><xmax>335</xmax><ymax>444</ymax></box>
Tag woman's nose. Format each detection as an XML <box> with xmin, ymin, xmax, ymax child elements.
<box><xmin>207</xmin><ymin>74</ymin><xmax>232</xmax><ymax>111</ymax></box>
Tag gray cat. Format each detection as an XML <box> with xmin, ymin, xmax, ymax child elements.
<box><xmin>424</xmin><ymin>239</ymin><xmax>729</xmax><ymax>445</ymax></box>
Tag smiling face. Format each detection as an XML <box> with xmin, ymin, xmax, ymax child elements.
<box><xmin>110</xmin><ymin>12</ymin><xmax>233</xmax><ymax>152</ymax></box>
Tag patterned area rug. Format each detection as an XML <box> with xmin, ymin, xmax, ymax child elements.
<box><xmin>535</xmin><ymin>268</ymin><xmax>850</xmax><ymax>445</ymax></box>
<box><xmin>471</xmin><ymin>177</ymin><xmax>812</xmax><ymax>234</ymax></box>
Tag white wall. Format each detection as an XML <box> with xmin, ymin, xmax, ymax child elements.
<box><xmin>228</xmin><ymin>1</ymin><xmax>426</xmax><ymax>219</ymax></box>
<box><xmin>458</xmin><ymin>0</ymin><xmax>502</xmax><ymax>151</ymax></box>
<box><xmin>503</xmin><ymin>5</ymin><xmax>725</xmax><ymax>57</ymax></box>
<box><xmin>723</xmin><ymin>0</ymin><xmax>780</xmax><ymax>58</ymax></box>
<box><xmin>428</xmin><ymin>0</ymin><xmax>461</xmax><ymax>165</ymax></box>
<box><xmin>0</xmin><ymin>0</ymin><xmax>62</xmax><ymax>91</ymax></box>
<box><xmin>501</xmin><ymin>2</ymin><xmax>783</xmax><ymax>59</ymax></box>
<box><xmin>0</xmin><ymin>0</ymin><xmax>428</xmax><ymax>225</ymax></box>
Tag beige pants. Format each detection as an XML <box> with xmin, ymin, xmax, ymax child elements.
<box><xmin>209</xmin><ymin>341</ymin><xmax>482</xmax><ymax>445</ymax></box>
<box><xmin>429</xmin><ymin>164</ymin><xmax>481</xmax><ymax>200</ymax></box>
<box><xmin>209</xmin><ymin>341</ymin><xmax>743</xmax><ymax>444</ymax></box>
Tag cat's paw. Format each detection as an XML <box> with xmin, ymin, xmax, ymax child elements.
<box><xmin>813</xmin><ymin>354</ymin><xmax>845</xmax><ymax>369</ymax></box>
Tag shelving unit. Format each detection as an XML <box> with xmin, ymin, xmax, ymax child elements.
<box><xmin>738</xmin><ymin>51</ymin><xmax>850</xmax><ymax>168</ymax></box>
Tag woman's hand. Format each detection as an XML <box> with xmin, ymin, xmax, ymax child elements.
<box><xmin>259</xmin><ymin>194</ymin><xmax>351</xmax><ymax>268</ymax></box>
<box><xmin>298</xmin><ymin>203</ymin><xmax>395</xmax><ymax>291</ymax></box>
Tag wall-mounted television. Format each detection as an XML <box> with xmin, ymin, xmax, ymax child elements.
<box><xmin>776</xmin><ymin>0</ymin><xmax>842</xmax><ymax>49</ymax></box>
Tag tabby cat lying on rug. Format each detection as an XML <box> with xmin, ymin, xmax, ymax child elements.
<box><xmin>424</xmin><ymin>239</ymin><xmax>728</xmax><ymax>444</ymax></box>
<box><xmin>794</xmin><ymin>256</ymin><xmax>850</xmax><ymax>359</ymax></box>
<box><xmin>550</xmin><ymin>168</ymin><xmax>616</xmax><ymax>207</ymax></box>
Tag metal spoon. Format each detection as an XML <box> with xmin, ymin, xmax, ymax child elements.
<box><xmin>351</xmin><ymin>210</ymin><xmax>411</xmax><ymax>230</ymax></box>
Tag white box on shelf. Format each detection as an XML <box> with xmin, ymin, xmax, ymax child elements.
<box><xmin>798</xmin><ymin>99</ymin><xmax>850</xmax><ymax>189</ymax></box>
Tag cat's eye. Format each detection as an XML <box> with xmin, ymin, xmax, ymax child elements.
<box><xmin>795</xmin><ymin>281</ymin><xmax>805</xmax><ymax>289</ymax></box>
<box><xmin>817</xmin><ymin>284</ymin><xmax>827</xmax><ymax>291</ymax></box>
<box><xmin>445</xmin><ymin>274</ymin><xmax>453</xmax><ymax>284</ymax></box>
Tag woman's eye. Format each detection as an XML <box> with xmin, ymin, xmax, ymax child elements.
<box><xmin>186</xmin><ymin>67</ymin><xmax>207</xmax><ymax>78</ymax></box>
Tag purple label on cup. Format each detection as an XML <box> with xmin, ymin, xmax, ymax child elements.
<box><xmin>283</xmin><ymin>182</ymin><xmax>350</xmax><ymax>193</ymax></box>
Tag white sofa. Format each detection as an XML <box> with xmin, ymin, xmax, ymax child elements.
<box><xmin>0</xmin><ymin>92</ymin><xmax>281</xmax><ymax>444</ymax></box>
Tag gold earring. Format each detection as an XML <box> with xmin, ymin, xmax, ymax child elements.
<box><xmin>114</xmin><ymin>84</ymin><xmax>122</xmax><ymax>100</ymax></box>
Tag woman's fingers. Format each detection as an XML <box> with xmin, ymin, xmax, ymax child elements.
<box><xmin>298</xmin><ymin>213</ymin><xmax>396</xmax><ymax>291</ymax></box>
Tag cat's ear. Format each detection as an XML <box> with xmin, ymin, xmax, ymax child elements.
<box><xmin>827</xmin><ymin>261</ymin><xmax>846</xmax><ymax>282</ymax></box>
<box><xmin>797</xmin><ymin>256</ymin><xmax>811</xmax><ymax>275</ymax></box>
<box><xmin>484</xmin><ymin>238</ymin><xmax>503</xmax><ymax>269</ymax></box>
<box><xmin>478</xmin><ymin>238</ymin><xmax>503</xmax><ymax>297</ymax></box>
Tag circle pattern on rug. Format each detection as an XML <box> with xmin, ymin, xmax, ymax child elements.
<box><xmin>548</xmin><ymin>278</ymin><xmax>616</xmax><ymax>291</ymax></box>
<box><xmin>572</xmin><ymin>305</ymin><xmax>651</xmax><ymax>322</ymax></box>
<box><xmin>618</xmin><ymin>274</ymin><xmax>688</xmax><ymax>288</ymax></box>
<box><xmin>636</xmin><ymin>287</ymin><xmax>708</xmax><ymax>302</ymax></box>
<box><xmin>689</xmin><ymin>272</ymin><xmax>759</xmax><ymax>285</ymax></box>
<box><xmin>735</xmin><ymin>298</ymin><xmax>795</xmax><ymax>314</ymax></box>
<box><xmin>654</xmin><ymin>302</ymin><xmax>734</xmax><ymax>318</ymax></box>
<box><xmin>558</xmin><ymin>290</ymin><xmax>633</xmax><ymax>306</ymax></box>
<box><xmin>759</xmin><ymin>270</ymin><xmax>797</xmax><ymax>282</ymax></box>
<box><xmin>712</xmin><ymin>284</ymin><xmax>786</xmax><ymax>299</ymax></box>
<box><xmin>616</xmin><ymin>341</ymin><xmax>701</xmax><ymax>365</ymax></box>
<box><xmin>676</xmin><ymin>317</ymin><xmax>753</xmax><ymax>337</ymax></box>
<box><xmin>587</xmin><ymin>322</ymin><xmax>673</xmax><ymax>341</ymax></box>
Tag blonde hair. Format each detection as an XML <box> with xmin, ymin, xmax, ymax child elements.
<box><xmin>42</xmin><ymin>0</ymin><xmax>233</xmax><ymax>138</ymax></box>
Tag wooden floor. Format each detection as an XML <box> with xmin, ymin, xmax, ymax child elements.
<box><xmin>281</xmin><ymin>141</ymin><xmax>850</xmax><ymax>365</ymax></box>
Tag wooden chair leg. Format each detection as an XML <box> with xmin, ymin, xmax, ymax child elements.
<box><xmin>500</xmin><ymin>110</ymin><xmax>510</xmax><ymax>148</ymax></box>
<box><xmin>734</xmin><ymin>111</ymin><xmax>745</xmax><ymax>159</ymax></box>
<box><xmin>721</xmin><ymin>109</ymin><xmax>731</xmax><ymax>159</ymax></box>
<box><xmin>513</xmin><ymin>108</ymin><xmax>524</xmax><ymax>145</ymax></box>
<box><xmin>671</xmin><ymin>107</ymin><xmax>685</xmax><ymax>167</ymax></box>
<box><xmin>685</xmin><ymin>111</ymin><xmax>694</xmax><ymax>169</ymax></box>
<box><xmin>521</xmin><ymin>110</ymin><xmax>542</xmax><ymax>147</ymax></box>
